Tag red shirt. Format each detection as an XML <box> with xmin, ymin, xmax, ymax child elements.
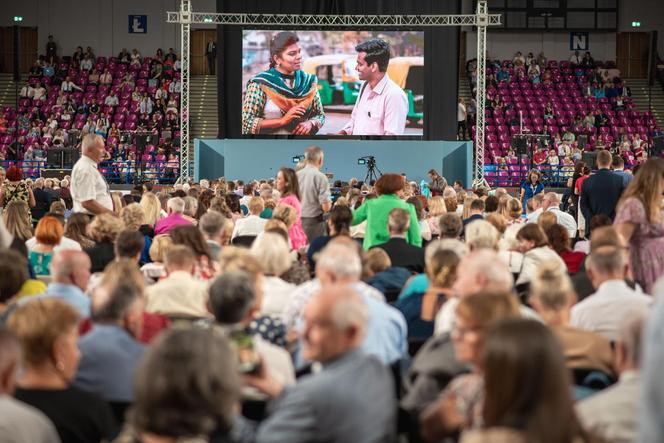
<box><xmin>575</xmin><ymin>175</ymin><xmax>590</xmax><ymax>195</ymax></box>
<box><xmin>560</xmin><ymin>251</ymin><xmax>586</xmax><ymax>274</ymax></box>
<box><xmin>533</xmin><ymin>150</ymin><xmax>547</xmax><ymax>165</ymax></box>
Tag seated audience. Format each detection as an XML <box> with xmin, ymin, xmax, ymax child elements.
<box><xmin>249</xmin><ymin>233</ymin><xmax>295</xmax><ymax>317</ymax></box>
<box><xmin>232</xmin><ymin>196</ymin><xmax>268</xmax><ymax>239</ymax></box>
<box><xmin>420</xmin><ymin>291</ymin><xmax>521</xmax><ymax>440</ymax></box>
<box><xmin>74</xmin><ymin>280</ymin><xmax>146</xmax><ymax>411</ymax></box>
<box><xmin>85</xmin><ymin>213</ymin><xmax>124</xmax><ymax>273</ymax></box>
<box><xmin>571</xmin><ymin>245</ymin><xmax>651</xmax><ymax>341</ymax></box>
<box><xmin>577</xmin><ymin>311</ymin><xmax>647</xmax><ymax>443</ymax></box>
<box><xmin>245</xmin><ymin>285</ymin><xmax>397</xmax><ymax>442</ymax></box>
<box><xmin>144</xmin><ymin>245</ymin><xmax>209</xmax><ymax>319</ymax></box>
<box><xmin>199</xmin><ymin>211</ymin><xmax>227</xmax><ymax>261</ymax></box>
<box><xmin>529</xmin><ymin>262</ymin><xmax>614</xmax><ymax>375</ymax></box>
<box><xmin>545</xmin><ymin>223</ymin><xmax>586</xmax><ymax>274</ymax></box>
<box><xmin>438</xmin><ymin>213</ymin><xmax>463</xmax><ymax>239</ymax></box>
<box><xmin>170</xmin><ymin>225</ymin><xmax>216</xmax><ymax>279</ymax></box>
<box><xmin>459</xmin><ymin>318</ymin><xmax>589</xmax><ymax>443</ymax></box>
<box><xmin>113</xmin><ymin>328</ymin><xmax>239</xmax><ymax>442</ymax></box>
<box><xmin>0</xmin><ymin>329</ymin><xmax>60</xmax><ymax>442</ymax></box>
<box><xmin>208</xmin><ymin>271</ymin><xmax>295</xmax><ymax>391</ymax></box>
<box><xmin>139</xmin><ymin>234</ymin><xmax>172</xmax><ymax>282</ymax></box>
<box><xmin>307</xmin><ymin>205</ymin><xmax>352</xmax><ymax>269</ymax></box>
<box><xmin>26</xmin><ymin>215</ymin><xmax>62</xmax><ymax>275</ymax></box>
<box><xmin>39</xmin><ymin>250</ymin><xmax>92</xmax><ymax>317</ymax></box>
<box><xmin>372</xmin><ymin>207</ymin><xmax>426</xmax><ymax>274</ymax></box>
<box><xmin>154</xmin><ymin>197</ymin><xmax>192</xmax><ymax>235</ymax></box>
<box><xmin>282</xmin><ymin>239</ymin><xmax>407</xmax><ymax>365</ymax></box>
<box><xmin>515</xmin><ymin>223</ymin><xmax>567</xmax><ymax>286</ymax></box>
<box><xmin>9</xmin><ymin>298</ymin><xmax>118</xmax><ymax>443</ymax></box>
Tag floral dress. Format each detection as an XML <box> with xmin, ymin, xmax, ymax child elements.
<box><xmin>614</xmin><ymin>197</ymin><xmax>664</xmax><ymax>294</ymax></box>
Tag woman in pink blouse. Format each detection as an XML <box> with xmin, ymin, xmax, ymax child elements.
<box><xmin>276</xmin><ymin>167</ymin><xmax>308</xmax><ymax>249</ymax></box>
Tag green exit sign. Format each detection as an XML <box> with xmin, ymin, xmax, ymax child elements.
<box><xmin>632</xmin><ymin>21</ymin><xmax>641</xmax><ymax>27</ymax></box>
<box><xmin>13</xmin><ymin>16</ymin><xmax>23</xmax><ymax>22</ymax></box>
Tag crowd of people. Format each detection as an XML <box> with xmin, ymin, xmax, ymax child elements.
<box><xmin>1</xmin><ymin>138</ymin><xmax>664</xmax><ymax>443</ymax></box>
<box><xmin>0</xmin><ymin>41</ymin><xmax>182</xmax><ymax>182</ymax></box>
<box><xmin>464</xmin><ymin>50</ymin><xmax>661</xmax><ymax>188</ymax></box>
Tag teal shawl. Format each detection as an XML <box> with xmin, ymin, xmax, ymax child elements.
<box><xmin>249</xmin><ymin>67</ymin><xmax>317</xmax><ymax>99</ymax></box>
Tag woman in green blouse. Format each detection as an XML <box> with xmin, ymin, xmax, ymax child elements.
<box><xmin>352</xmin><ymin>173</ymin><xmax>422</xmax><ymax>250</ymax></box>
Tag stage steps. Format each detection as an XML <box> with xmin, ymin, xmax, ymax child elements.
<box><xmin>625</xmin><ymin>78</ymin><xmax>664</xmax><ymax>128</ymax></box>
<box><xmin>189</xmin><ymin>75</ymin><xmax>219</xmax><ymax>145</ymax></box>
<box><xmin>0</xmin><ymin>73</ymin><xmax>24</xmax><ymax>111</ymax></box>
<box><xmin>458</xmin><ymin>72</ymin><xmax>472</xmax><ymax>105</ymax></box>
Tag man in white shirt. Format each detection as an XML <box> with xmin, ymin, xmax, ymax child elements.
<box><xmin>530</xmin><ymin>192</ymin><xmax>577</xmax><ymax>238</ymax></box>
<box><xmin>571</xmin><ymin>246</ymin><xmax>651</xmax><ymax>341</ymax></box>
<box><xmin>457</xmin><ymin>98</ymin><xmax>467</xmax><ymax>139</ymax></box>
<box><xmin>525</xmin><ymin>193</ymin><xmax>545</xmax><ymax>223</ymax></box>
<box><xmin>577</xmin><ymin>311</ymin><xmax>646</xmax><ymax>443</ymax></box>
<box><xmin>104</xmin><ymin>92</ymin><xmax>119</xmax><ymax>107</ymax></box>
<box><xmin>60</xmin><ymin>76</ymin><xmax>82</xmax><ymax>93</ymax></box>
<box><xmin>339</xmin><ymin>39</ymin><xmax>408</xmax><ymax>136</ymax></box>
<box><xmin>232</xmin><ymin>196</ymin><xmax>267</xmax><ymax>239</ymax></box>
<box><xmin>570</xmin><ymin>50</ymin><xmax>582</xmax><ymax>65</ymax></box>
<box><xmin>70</xmin><ymin>134</ymin><xmax>113</xmax><ymax>215</ymax></box>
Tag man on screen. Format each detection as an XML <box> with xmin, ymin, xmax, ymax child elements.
<box><xmin>339</xmin><ymin>39</ymin><xmax>408</xmax><ymax>136</ymax></box>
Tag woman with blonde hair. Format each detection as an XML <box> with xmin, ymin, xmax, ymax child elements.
<box><xmin>462</xmin><ymin>195</ymin><xmax>479</xmax><ymax>220</ymax></box>
<box><xmin>110</xmin><ymin>191</ymin><xmax>123</xmax><ymax>215</ymax></box>
<box><xmin>394</xmin><ymin>248</ymin><xmax>460</xmax><ymax>341</ymax></box>
<box><xmin>614</xmin><ymin>157</ymin><xmax>664</xmax><ymax>293</ymax></box>
<box><xmin>140</xmin><ymin>234</ymin><xmax>173</xmax><ymax>282</ymax></box>
<box><xmin>250</xmin><ymin>232</ymin><xmax>295</xmax><ymax>316</ymax></box>
<box><xmin>426</xmin><ymin>196</ymin><xmax>447</xmax><ymax>237</ymax></box>
<box><xmin>139</xmin><ymin>192</ymin><xmax>162</xmax><ymax>227</ymax></box>
<box><xmin>2</xmin><ymin>200</ymin><xmax>33</xmax><ymax>242</ymax></box>
<box><xmin>499</xmin><ymin>197</ymin><xmax>524</xmax><ymax>225</ymax></box>
<box><xmin>85</xmin><ymin>213</ymin><xmax>125</xmax><ymax>272</ymax></box>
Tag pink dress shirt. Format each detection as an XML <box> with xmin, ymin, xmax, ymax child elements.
<box><xmin>154</xmin><ymin>213</ymin><xmax>193</xmax><ymax>235</ymax></box>
<box><xmin>342</xmin><ymin>73</ymin><xmax>408</xmax><ymax>136</ymax></box>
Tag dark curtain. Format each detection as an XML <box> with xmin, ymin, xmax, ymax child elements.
<box><xmin>216</xmin><ymin>0</ymin><xmax>460</xmax><ymax>141</ymax></box>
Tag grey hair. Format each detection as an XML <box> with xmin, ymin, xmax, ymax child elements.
<box><xmin>82</xmin><ymin>133</ymin><xmax>103</xmax><ymax>151</ymax></box>
<box><xmin>304</xmin><ymin>145</ymin><xmax>324</xmax><ymax>164</ymax></box>
<box><xmin>388</xmin><ymin>208</ymin><xmax>410</xmax><ymax>234</ymax></box>
<box><xmin>317</xmin><ymin>242</ymin><xmax>362</xmax><ymax>279</ymax></box>
<box><xmin>250</xmin><ymin>233</ymin><xmax>291</xmax><ymax>276</ymax></box>
<box><xmin>183</xmin><ymin>196</ymin><xmax>198</xmax><ymax>217</ymax></box>
<box><xmin>586</xmin><ymin>245</ymin><xmax>627</xmax><ymax>276</ymax></box>
<box><xmin>462</xmin><ymin>249</ymin><xmax>514</xmax><ymax>293</ymax></box>
<box><xmin>199</xmin><ymin>211</ymin><xmax>226</xmax><ymax>238</ymax></box>
<box><xmin>465</xmin><ymin>219</ymin><xmax>499</xmax><ymax>250</ymax></box>
<box><xmin>167</xmin><ymin>197</ymin><xmax>185</xmax><ymax>214</ymax></box>
<box><xmin>425</xmin><ymin>239</ymin><xmax>469</xmax><ymax>264</ymax></box>
<box><xmin>93</xmin><ymin>281</ymin><xmax>143</xmax><ymax>322</ymax></box>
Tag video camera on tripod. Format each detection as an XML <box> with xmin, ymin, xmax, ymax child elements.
<box><xmin>357</xmin><ymin>156</ymin><xmax>381</xmax><ymax>184</ymax></box>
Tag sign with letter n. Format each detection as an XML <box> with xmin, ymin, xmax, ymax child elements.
<box><xmin>129</xmin><ymin>15</ymin><xmax>147</xmax><ymax>34</ymax></box>
<box><xmin>570</xmin><ymin>32</ymin><xmax>589</xmax><ymax>51</ymax></box>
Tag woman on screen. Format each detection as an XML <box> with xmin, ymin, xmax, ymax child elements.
<box><xmin>242</xmin><ymin>31</ymin><xmax>325</xmax><ymax>135</ymax></box>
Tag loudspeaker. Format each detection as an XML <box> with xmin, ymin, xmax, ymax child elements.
<box><xmin>46</xmin><ymin>149</ymin><xmax>62</xmax><ymax>167</ymax></box>
<box><xmin>653</xmin><ymin>136</ymin><xmax>664</xmax><ymax>157</ymax></box>
<box><xmin>511</xmin><ymin>135</ymin><xmax>528</xmax><ymax>156</ymax></box>
<box><xmin>63</xmin><ymin>148</ymin><xmax>80</xmax><ymax>165</ymax></box>
<box><xmin>42</xmin><ymin>169</ymin><xmax>71</xmax><ymax>180</ymax></box>
<box><xmin>582</xmin><ymin>151</ymin><xmax>598</xmax><ymax>170</ymax></box>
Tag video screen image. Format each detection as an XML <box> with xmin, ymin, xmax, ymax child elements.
<box><xmin>242</xmin><ymin>30</ymin><xmax>424</xmax><ymax>137</ymax></box>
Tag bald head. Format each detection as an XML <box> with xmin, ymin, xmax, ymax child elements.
<box><xmin>82</xmin><ymin>134</ymin><xmax>106</xmax><ymax>163</ymax></box>
<box><xmin>302</xmin><ymin>285</ymin><xmax>368</xmax><ymax>363</ymax></box>
<box><xmin>51</xmin><ymin>250</ymin><xmax>92</xmax><ymax>290</ymax></box>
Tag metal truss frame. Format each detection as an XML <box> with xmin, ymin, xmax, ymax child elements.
<box><xmin>167</xmin><ymin>1</ymin><xmax>500</xmax><ymax>185</ymax></box>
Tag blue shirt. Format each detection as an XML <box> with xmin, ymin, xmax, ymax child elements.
<box><xmin>613</xmin><ymin>170</ymin><xmax>634</xmax><ymax>188</ymax></box>
<box><xmin>42</xmin><ymin>283</ymin><xmax>91</xmax><ymax>318</ymax></box>
<box><xmin>361</xmin><ymin>293</ymin><xmax>408</xmax><ymax>364</ymax></box>
<box><xmin>521</xmin><ymin>181</ymin><xmax>544</xmax><ymax>204</ymax></box>
<box><xmin>74</xmin><ymin>324</ymin><xmax>146</xmax><ymax>402</ymax></box>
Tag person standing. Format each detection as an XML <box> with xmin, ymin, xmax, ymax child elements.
<box><xmin>427</xmin><ymin>169</ymin><xmax>448</xmax><ymax>196</ymax></box>
<box><xmin>457</xmin><ymin>98</ymin><xmax>468</xmax><ymax>140</ymax></box>
<box><xmin>297</xmin><ymin>145</ymin><xmax>331</xmax><ymax>242</ymax></box>
<box><xmin>520</xmin><ymin>168</ymin><xmax>544</xmax><ymax>213</ymax></box>
<box><xmin>339</xmin><ymin>38</ymin><xmax>408</xmax><ymax>136</ymax></box>
<box><xmin>580</xmin><ymin>149</ymin><xmax>624</xmax><ymax>233</ymax></box>
<box><xmin>205</xmin><ymin>38</ymin><xmax>216</xmax><ymax>75</ymax></box>
<box><xmin>70</xmin><ymin>134</ymin><xmax>113</xmax><ymax>215</ymax></box>
<box><xmin>45</xmin><ymin>35</ymin><xmax>57</xmax><ymax>63</ymax></box>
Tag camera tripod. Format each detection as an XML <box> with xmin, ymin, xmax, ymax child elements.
<box><xmin>363</xmin><ymin>156</ymin><xmax>382</xmax><ymax>184</ymax></box>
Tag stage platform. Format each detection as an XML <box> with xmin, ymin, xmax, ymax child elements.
<box><xmin>194</xmin><ymin>139</ymin><xmax>473</xmax><ymax>185</ymax></box>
